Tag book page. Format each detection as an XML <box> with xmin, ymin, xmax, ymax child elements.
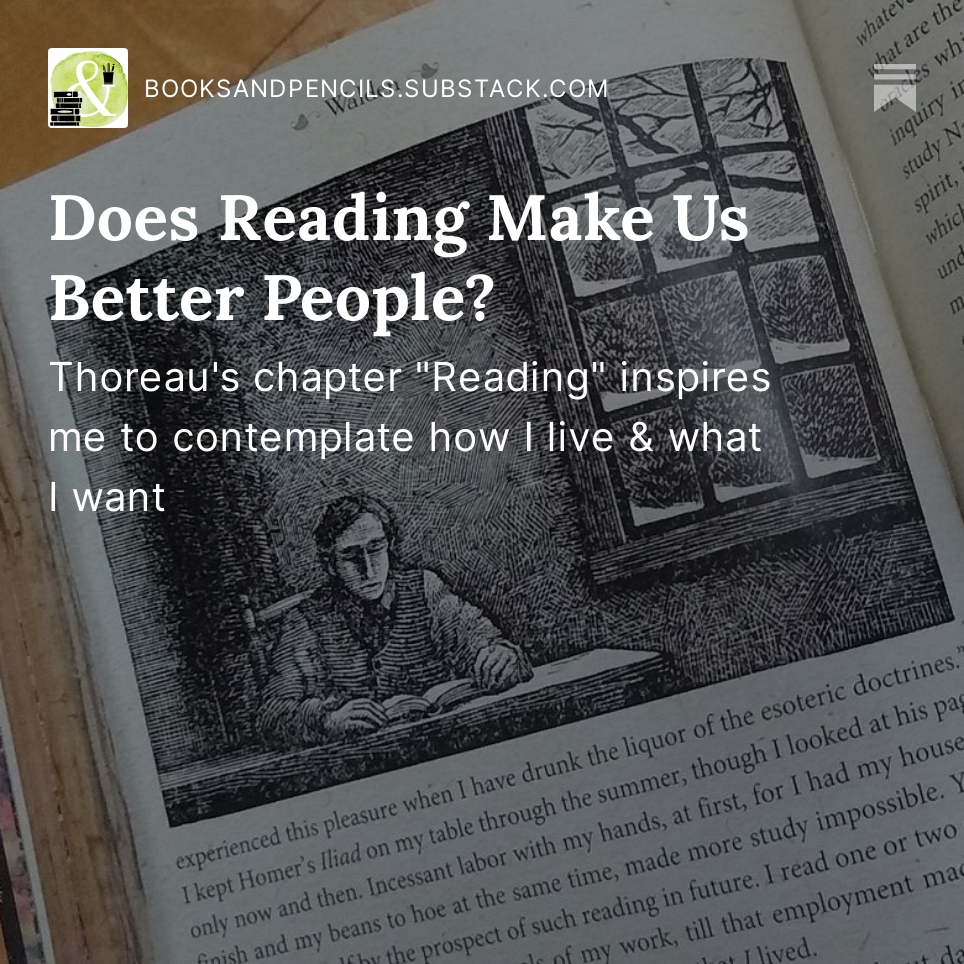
<box><xmin>1</xmin><ymin>0</ymin><xmax>964</xmax><ymax>961</ymax></box>
<box><xmin>795</xmin><ymin>0</ymin><xmax>964</xmax><ymax>501</ymax></box>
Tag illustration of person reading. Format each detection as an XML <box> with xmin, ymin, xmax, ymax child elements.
<box><xmin>258</xmin><ymin>493</ymin><xmax>533</xmax><ymax>746</ymax></box>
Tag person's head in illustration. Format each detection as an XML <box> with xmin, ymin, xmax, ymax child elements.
<box><xmin>314</xmin><ymin>494</ymin><xmax>396</xmax><ymax>603</ymax></box>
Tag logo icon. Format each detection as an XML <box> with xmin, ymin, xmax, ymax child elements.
<box><xmin>48</xmin><ymin>48</ymin><xmax>128</xmax><ymax>128</ymax></box>
<box><xmin>873</xmin><ymin>63</ymin><xmax>917</xmax><ymax>112</ymax></box>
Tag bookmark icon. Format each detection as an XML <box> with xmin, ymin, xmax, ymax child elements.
<box><xmin>874</xmin><ymin>64</ymin><xmax>917</xmax><ymax>111</ymax></box>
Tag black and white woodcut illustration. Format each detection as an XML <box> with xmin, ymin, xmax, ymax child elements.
<box><xmin>48</xmin><ymin>60</ymin><xmax>952</xmax><ymax>825</ymax></box>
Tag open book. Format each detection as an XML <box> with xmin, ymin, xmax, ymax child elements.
<box><xmin>384</xmin><ymin>680</ymin><xmax>480</xmax><ymax>722</ymax></box>
<box><xmin>1</xmin><ymin>0</ymin><xmax>963</xmax><ymax>961</ymax></box>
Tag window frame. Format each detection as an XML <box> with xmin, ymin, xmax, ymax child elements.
<box><xmin>485</xmin><ymin>60</ymin><xmax>914</xmax><ymax>585</ymax></box>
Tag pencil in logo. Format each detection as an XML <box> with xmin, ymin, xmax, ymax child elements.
<box><xmin>873</xmin><ymin>64</ymin><xmax>917</xmax><ymax>112</ymax></box>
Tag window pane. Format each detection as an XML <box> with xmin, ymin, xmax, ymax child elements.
<box><xmin>526</xmin><ymin>96</ymin><xmax>614</xmax><ymax>191</ymax></box>
<box><xmin>692</xmin><ymin>391</ymin><xmax>792</xmax><ymax>500</ymax></box>
<box><xmin>697</xmin><ymin>59</ymin><xmax>787</xmax><ymax>146</ymax></box>
<box><xmin>635</xmin><ymin>166</ymin><xmax>731</xmax><ymax>270</ymax></box>
<box><xmin>662</xmin><ymin>272</ymin><xmax>759</xmax><ymax>370</ymax></box>
<box><xmin>783</xmin><ymin>365</ymin><xmax>880</xmax><ymax>477</ymax></box>
<box><xmin>724</xmin><ymin>152</ymin><xmax>817</xmax><ymax>250</ymax></box>
<box><xmin>577</xmin><ymin>295</ymin><xmax>668</xmax><ymax>411</ymax></box>
<box><xmin>612</xmin><ymin>409</ymin><xmax>703</xmax><ymax>525</ymax></box>
<box><xmin>519</xmin><ymin>61</ymin><xmax>892</xmax><ymax>546</ymax></box>
<box><xmin>555</xmin><ymin>190</ymin><xmax>645</xmax><ymax>294</ymax></box>
<box><xmin>751</xmin><ymin>257</ymin><xmax>848</xmax><ymax>362</ymax></box>
<box><xmin>609</xmin><ymin>67</ymin><xmax>701</xmax><ymax>162</ymax></box>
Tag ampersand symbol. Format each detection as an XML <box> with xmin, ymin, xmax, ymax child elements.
<box><xmin>630</xmin><ymin>421</ymin><xmax>653</xmax><ymax>452</ymax></box>
<box><xmin>73</xmin><ymin>60</ymin><xmax>115</xmax><ymax>117</ymax></box>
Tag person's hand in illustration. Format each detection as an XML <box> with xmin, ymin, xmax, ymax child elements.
<box><xmin>326</xmin><ymin>698</ymin><xmax>388</xmax><ymax>739</ymax></box>
<box><xmin>474</xmin><ymin>644</ymin><xmax>532</xmax><ymax>693</ymax></box>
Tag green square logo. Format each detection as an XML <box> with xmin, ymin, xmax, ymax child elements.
<box><xmin>48</xmin><ymin>48</ymin><xmax>129</xmax><ymax>128</ymax></box>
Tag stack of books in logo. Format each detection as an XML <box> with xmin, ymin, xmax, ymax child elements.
<box><xmin>50</xmin><ymin>90</ymin><xmax>83</xmax><ymax>127</ymax></box>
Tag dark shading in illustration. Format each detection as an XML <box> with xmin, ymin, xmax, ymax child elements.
<box><xmin>49</xmin><ymin>60</ymin><xmax>952</xmax><ymax>825</ymax></box>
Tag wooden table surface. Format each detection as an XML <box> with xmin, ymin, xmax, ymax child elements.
<box><xmin>0</xmin><ymin>3</ymin><xmax>424</xmax><ymax>960</ymax></box>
